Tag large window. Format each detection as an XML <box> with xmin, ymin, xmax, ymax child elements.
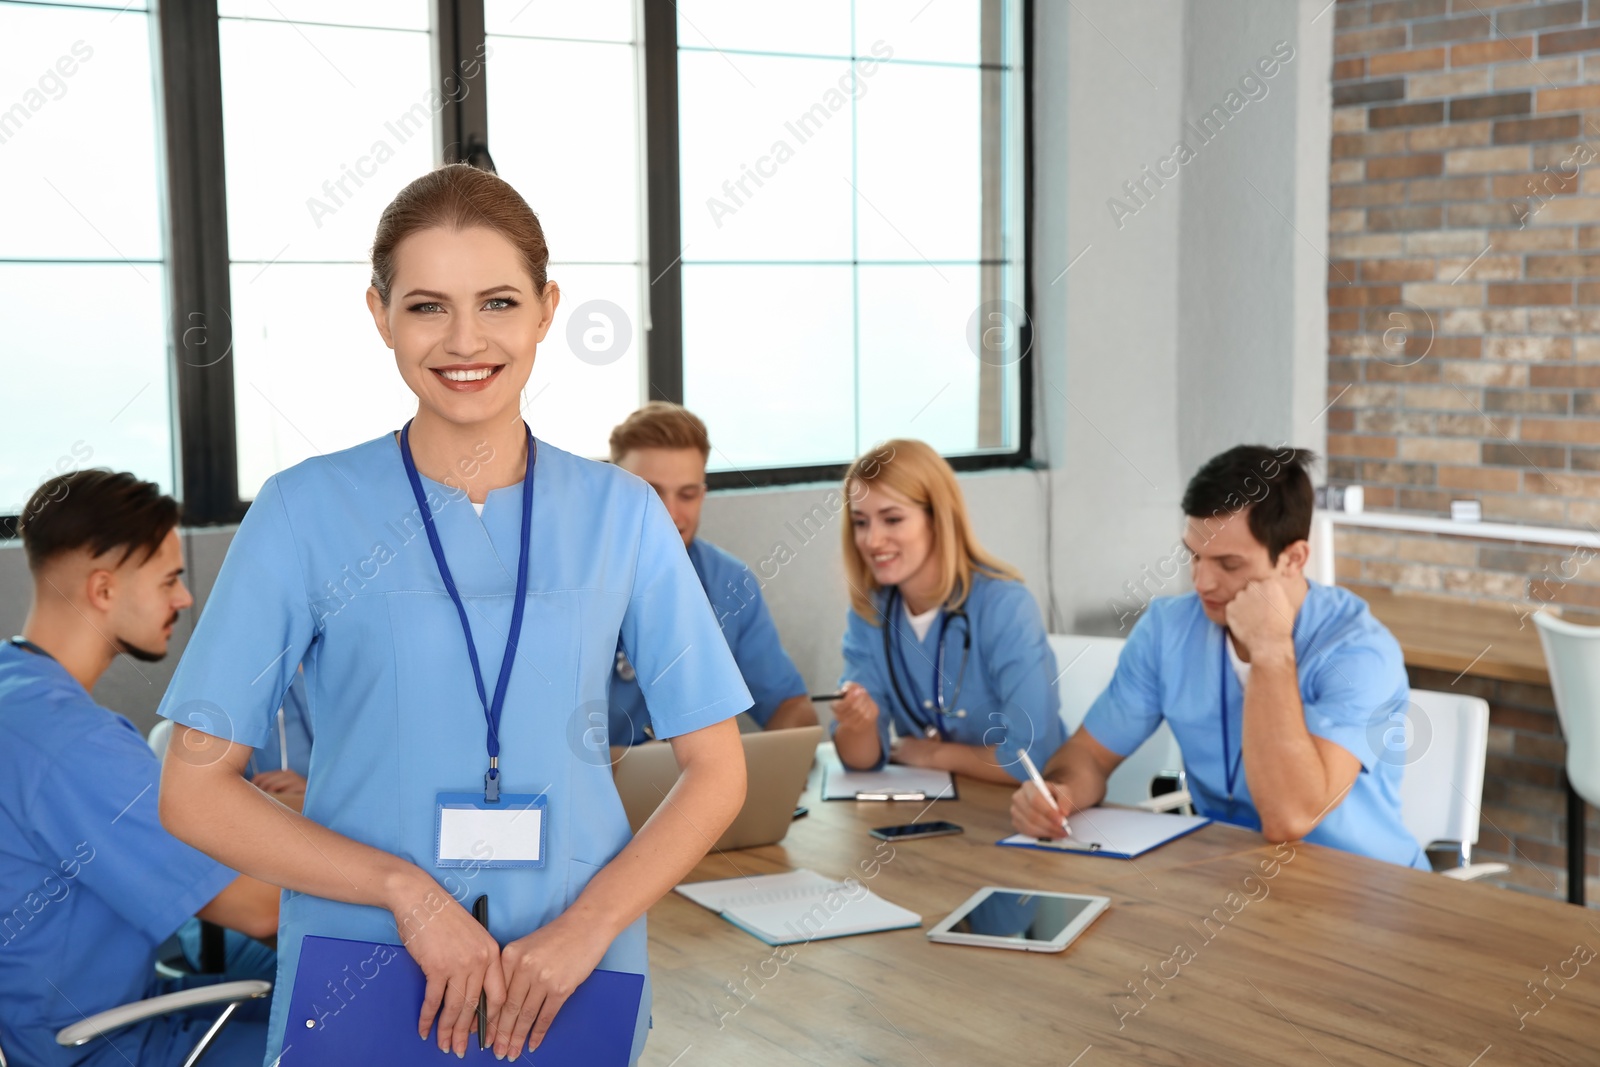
<box><xmin>0</xmin><ymin>0</ymin><xmax>1030</xmax><ymax>527</ymax></box>
<box><xmin>219</xmin><ymin>1</ymin><xmax>435</xmax><ymax>498</ymax></box>
<box><xmin>0</xmin><ymin>0</ymin><xmax>171</xmax><ymax>515</ymax></box>
<box><xmin>485</xmin><ymin>0</ymin><xmax>646</xmax><ymax>461</ymax></box>
<box><xmin>675</xmin><ymin>0</ymin><xmax>1027</xmax><ymax>473</ymax></box>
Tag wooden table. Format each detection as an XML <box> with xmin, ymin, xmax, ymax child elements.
<box><xmin>1359</xmin><ymin>586</ymin><xmax>1549</xmax><ymax>687</ymax></box>
<box><xmin>642</xmin><ymin>767</ymin><xmax>1599</xmax><ymax>1066</ymax></box>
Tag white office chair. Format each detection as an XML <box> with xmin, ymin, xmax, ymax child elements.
<box><xmin>1046</xmin><ymin>634</ymin><xmax>1188</xmax><ymax>810</ymax></box>
<box><xmin>1532</xmin><ymin>612</ymin><xmax>1600</xmax><ymax>906</ymax></box>
<box><xmin>1396</xmin><ymin>689</ymin><xmax>1508</xmax><ymax>882</ymax></box>
<box><xmin>54</xmin><ymin>983</ymin><xmax>272</xmax><ymax>1066</ymax></box>
<box><xmin>149</xmin><ymin>717</ymin><xmax>174</xmax><ymax>759</ymax></box>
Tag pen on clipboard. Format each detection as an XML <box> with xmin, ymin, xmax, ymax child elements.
<box><xmin>472</xmin><ymin>895</ymin><xmax>490</xmax><ymax>1048</ymax></box>
<box><xmin>854</xmin><ymin>790</ymin><xmax>927</xmax><ymax>801</ymax></box>
<box><xmin>1016</xmin><ymin>748</ymin><xmax>1071</xmax><ymax>838</ymax></box>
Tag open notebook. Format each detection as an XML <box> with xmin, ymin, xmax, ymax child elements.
<box><xmin>819</xmin><ymin>749</ymin><xmax>957</xmax><ymax>801</ymax></box>
<box><xmin>676</xmin><ymin>869</ymin><xmax>921</xmax><ymax>945</ymax></box>
<box><xmin>999</xmin><ymin>807</ymin><xmax>1211</xmax><ymax>859</ymax></box>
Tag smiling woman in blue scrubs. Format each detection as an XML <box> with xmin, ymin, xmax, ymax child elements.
<box><xmin>832</xmin><ymin>440</ymin><xmax>1066</xmax><ymax>785</ymax></box>
<box><xmin>155</xmin><ymin>164</ymin><xmax>751</xmax><ymax>1064</ymax></box>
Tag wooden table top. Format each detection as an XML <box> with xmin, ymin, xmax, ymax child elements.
<box><xmin>1357</xmin><ymin>586</ymin><xmax>1551</xmax><ymax>687</ymax></box>
<box><xmin>643</xmin><ymin>765</ymin><xmax>1597</xmax><ymax>1066</ymax></box>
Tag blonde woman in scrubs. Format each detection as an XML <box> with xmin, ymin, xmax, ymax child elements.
<box><xmin>156</xmin><ymin>164</ymin><xmax>751</xmax><ymax>1063</ymax></box>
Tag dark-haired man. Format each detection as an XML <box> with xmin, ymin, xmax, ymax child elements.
<box><xmin>1012</xmin><ymin>445</ymin><xmax>1427</xmax><ymax>870</ymax></box>
<box><xmin>0</xmin><ymin>470</ymin><xmax>280</xmax><ymax>1066</ymax></box>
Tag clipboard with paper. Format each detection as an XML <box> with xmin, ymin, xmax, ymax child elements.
<box><xmin>818</xmin><ymin>748</ymin><xmax>958</xmax><ymax>801</ymax></box>
<box><xmin>998</xmin><ymin>807</ymin><xmax>1211</xmax><ymax>859</ymax></box>
<box><xmin>278</xmin><ymin>935</ymin><xmax>644</xmax><ymax>1065</ymax></box>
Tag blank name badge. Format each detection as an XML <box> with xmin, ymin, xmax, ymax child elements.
<box><xmin>435</xmin><ymin>792</ymin><xmax>547</xmax><ymax>868</ymax></box>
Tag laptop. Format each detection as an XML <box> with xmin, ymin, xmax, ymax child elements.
<box><xmin>613</xmin><ymin>725</ymin><xmax>823</xmax><ymax>850</ymax></box>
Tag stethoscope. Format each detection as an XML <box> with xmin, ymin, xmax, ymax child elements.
<box><xmin>881</xmin><ymin>586</ymin><xmax>972</xmax><ymax>740</ymax></box>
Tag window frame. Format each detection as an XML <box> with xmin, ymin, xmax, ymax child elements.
<box><xmin>0</xmin><ymin>0</ymin><xmax>1033</xmax><ymax>534</ymax></box>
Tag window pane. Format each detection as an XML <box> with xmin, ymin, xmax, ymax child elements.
<box><xmin>683</xmin><ymin>265</ymin><xmax>855</xmax><ymax>471</ymax></box>
<box><xmin>487</xmin><ymin>37</ymin><xmax>640</xmax><ymax>264</ymax></box>
<box><xmin>487</xmin><ymin>22</ymin><xmax>645</xmax><ymax>460</ymax></box>
<box><xmin>0</xmin><ymin>6</ymin><xmax>161</xmax><ymax>260</ymax></box>
<box><xmin>219</xmin><ymin>19</ymin><xmax>433</xmax><ymax>263</ymax></box>
<box><xmin>523</xmin><ymin>264</ymin><xmax>642</xmax><ymax>460</ymax></box>
<box><xmin>855</xmin><ymin>61</ymin><xmax>981</xmax><ymax>262</ymax></box>
<box><xmin>676</xmin><ymin>0</ymin><xmax>850</xmax><ymax>57</ymax></box>
<box><xmin>0</xmin><ymin>265</ymin><xmax>171</xmax><ymax>509</ymax></box>
<box><xmin>679</xmin><ymin>52</ymin><xmax>853</xmax><ymax>263</ymax></box>
<box><xmin>231</xmin><ymin>263</ymin><xmax>417</xmax><ymax>499</ymax></box>
<box><xmin>855</xmin><ymin>0</ymin><xmax>981</xmax><ymax>65</ymax></box>
<box><xmin>676</xmin><ymin>3</ymin><xmax>1022</xmax><ymax>471</ymax></box>
<box><xmin>484</xmin><ymin>0</ymin><xmax>634</xmax><ymax>43</ymax></box>
<box><xmin>855</xmin><ymin>264</ymin><xmax>987</xmax><ymax>454</ymax></box>
<box><xmin>216</xmin><ymin>1</ymin><xmax>428</xmax><ymax>30</ymax></box>
<box><xmin>8</xmin><ymin>0</ymin><xmax>144</xmax><ymax>11</ymax></box>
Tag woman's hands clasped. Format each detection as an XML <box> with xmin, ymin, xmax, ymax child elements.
<box><xmin>389</xmin><ymin>866</ymin><xmax>612</xmax><ymax>1058</ymax></box>
<box><xmin>390</xmin><ymin>870</ymin><xmax>507</xmax><ymax>1057</ymax></box>
<box><xmin>493</xmin><ymin>914</ymin><xmax>613</xmax><ymax>1058</ymax></box>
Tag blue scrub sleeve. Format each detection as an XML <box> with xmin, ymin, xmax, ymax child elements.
<box><xmin>723</xmin><ymin>576</ymin><xmax>807</xmax><ymax>726</ymax></box>
<box><xmin>837</xmin><ymin>607</ymin><xmax>893</xmax><ymax>770</ymax></box>
<box><xmin>158</xmin><ymin>476</ymin><xmax>316</xmax><ymax>751</ymax></box>
<box><xmin>1299</xmin><ymin>636</ymin><xmax>1408</xmax><ymax>772</ymax></box>
<box><xmin>977</xmin><ymin>581</ymin><xmax>1070</xmax><ymax>783</ymax></box>
<box><xmin>24</xmin><ymin>715</ymin><xmax>235</xmax><ymax>944</ymax></box>
<box><xmin>1080</xmin><ymin>608</ymin><xmax>1166</xmax><ymax>758</ymax></box>
<box><xmin>622</xmin><ymin>490</ymin><xmax>753</xmax><ymax>740</ymax></box>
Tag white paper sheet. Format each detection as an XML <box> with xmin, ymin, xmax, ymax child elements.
<box><xmin>819</xmin><ymin>749</ymin><xmax>956</xmax><ymax>801</ymax></box>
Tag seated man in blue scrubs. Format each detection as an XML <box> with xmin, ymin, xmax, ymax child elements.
<box><xmin>606</xmin><ymin>402</ymin><xmax>817</xmax><ymax>746</ymax></box>
<box><xmin>0</xmin><ymin>470</ymin><xmax>282</xmax><ymax>1066</ymax></box>
<box><xmin>1011</xmin><ymin>446</ymin><xmax>1429</xmax><ymax>870</ymax></box>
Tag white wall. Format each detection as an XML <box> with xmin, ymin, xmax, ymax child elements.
<box><xmin>1034</xmin><ymin>0</ymin><xmax>1332</xmax><ymax>634</ymax></box>
<box><xmin>0</xmin><ymin>0</ymin><xmax>1332</xmax><ymax>731</ymax></box>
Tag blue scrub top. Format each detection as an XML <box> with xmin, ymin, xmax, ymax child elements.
<box><xmin>245</xmin><ymin>669</ymin><xmax>311</xmax><ymax>778</ymax></box>
<box><xmin>836</xmin><ymin>572</ymin><xmax>1067</xmax><ymax>782</ymax></box>
<box><xmin>156</xmin><ymin>433</ymin><xmax>752</xmax><ymax>1065</ymax></box>
<box><xmin>0</xmin><ymin>643</ymin><xmax>237</xmax><ymax>1067</ymax></box>
<box><xmin>1081</xmin><ymin>583</ymin><xmax>1430</xmax><ymax>870</ymax></box>
<box><xmin>609</xmin><ymin>538</ymin><xmax>796</xmax><ymax>745</ymax></box>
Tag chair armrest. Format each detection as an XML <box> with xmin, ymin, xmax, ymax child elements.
<box><xmin>1440</xmin><ymin>863</ymin><xmax>1510</xmax><ymax>882</ymax></box>
<box><xmin>56</xmin><ymin>981</ymin><xmax>271</xmax><ymax>1047</ymax></box>
<box><xmin>1134</xmin><ymin>789</ymin><xmax>1193</xmax><ymax>813</ymax></box>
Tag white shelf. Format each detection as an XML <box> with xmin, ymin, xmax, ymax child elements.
<box><xmin>1324</xmin><ymin>509</ymin><xmax>1600</xmax><ymax>550</ymax></box>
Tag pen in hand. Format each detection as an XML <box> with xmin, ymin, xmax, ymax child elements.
<box><xmin>472</xmin><ymin>894</ymin><xmax>490</xmax><ymax>1050</ymax></box>
<box><xmin>1016</xmin><ymin>748</ymin><xmax>1072</xmax><ymax>838</ymax></box>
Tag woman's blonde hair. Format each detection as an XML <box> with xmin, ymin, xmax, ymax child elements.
<box><xmin>841</xmin><ymin>439</ymin><xmax>1023</xmax><ymax>623</ymax></box>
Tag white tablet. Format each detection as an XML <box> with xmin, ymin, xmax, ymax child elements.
<box><xmin>926</xmin><ymin>886</ymin><xmax>1110</xmax><ymax>953</ymax></box>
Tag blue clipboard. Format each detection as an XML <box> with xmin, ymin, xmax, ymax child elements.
<box><xmin>278</xmin><ymin>935</ymin><xmax>644</xmax><ymax>1065</ymax></box>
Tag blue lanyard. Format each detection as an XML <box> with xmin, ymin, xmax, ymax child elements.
<box><xmin>1219</xmin><ymin>635</ymin><xmax>1243</xmax><ymax>807</ymax></box>
<box><xmin>399</xmin><ymin>419</ymin><xmax>536</xmax><ymax>803</ymax></box>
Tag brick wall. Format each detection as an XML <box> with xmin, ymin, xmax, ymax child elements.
<box><xmin>1330</xmin><ymin>0</ymin><xmax>1600</xmax><ymax>904</ymax></box>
